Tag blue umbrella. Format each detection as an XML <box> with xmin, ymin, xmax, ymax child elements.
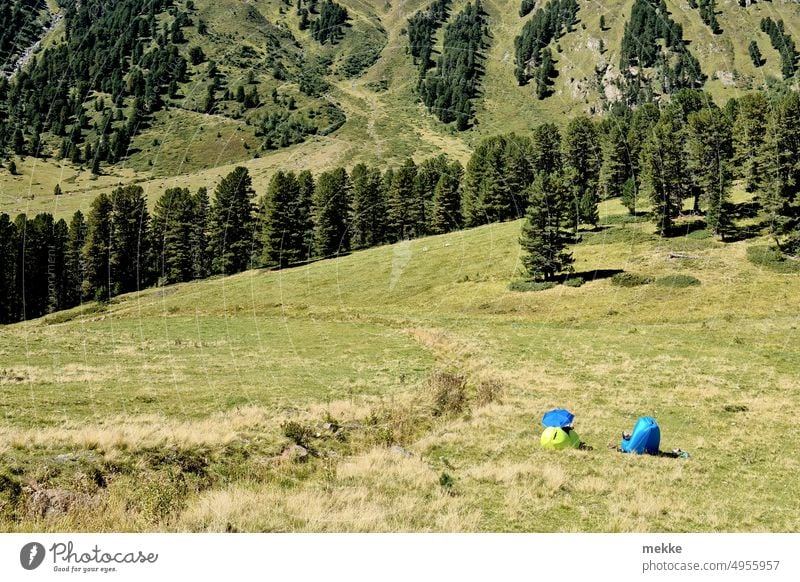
<box><xmin>542</xmin><ymin>408</ymin><xmax>574</xmax><ymax>428</ymax></box>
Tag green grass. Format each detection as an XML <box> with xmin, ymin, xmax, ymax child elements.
<box><xmin>654</xmin><ymin>274</ymin><xmax>702</xmax><ymax>288</ymax></box>
<box><xmin>2</xmin><ymin>203</ymin><xmax>800</xmax><ymax>532</ymax></box>
<box><xmin>747</xmin><ymin>245</ymin><xmax>800</xmax><ymax>274</ymax></box>
<box><xmin>610</xmin><ymin>272</ymin><xmax>653</xmax><ymax>287</ymax></box>
<box><xmin>3</xmin><ymin>0</ymin><xmax>800</xmax><ymax>532</ymax></box>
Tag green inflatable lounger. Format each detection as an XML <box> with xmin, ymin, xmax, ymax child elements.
<box><xmin>540</xmin><ymin>426</ymin><xmax>581</xmax><ymax>450</ymax></box>
<box><xmin>539</xmin><ymin>408</ymin><xmax>581</xmax><ymax>450</ymax></box>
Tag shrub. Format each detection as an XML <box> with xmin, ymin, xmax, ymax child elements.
<box><xmin>611</xmin><ymin>272</ymin><xmax>654</xmax><ymax>287</ymax></box>
<box><xmin>476</xmin><ymin>378</ymin><xmax>503</xmax><ymax>406</ymax></box>
<box><xmin>282</xmin><ymin>420</ymin><xmax>314</xmax><ymax>448</ymax></box>
<box><xmin>439</xmin><ymin>471</ymin><xmax>455</xmax><ymax>494</ymax></box>
<box><xmin>430</xmin><ymin>371</ymin><xmax>467</xmax><ymax>416</ymax></box>
<box><xmin>115</xmin><ymin>468</ymin><xmax>189</xmax><ymax>524</ymax></box>
<box><xmin>563</xmin><ymin>276</ymin><xmax>584</xmax><ymax>287</ymax></box>
<box><xmin>0</xmin><ymin>472</ymin><xmax>23</xmax><ymax>521</ymax></box>
<box><xmin>654</xmin><ymin>274</ymin><xmax>701</xmax><ymax>288</ymax></box>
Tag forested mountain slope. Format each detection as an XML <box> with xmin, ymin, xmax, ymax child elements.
<box><xmin>1</xmin><ymin>0</ymin><xmax>799</xmax><ymax>207</ymax></box>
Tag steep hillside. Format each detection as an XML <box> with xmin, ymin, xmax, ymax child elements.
<box><xmin>2</xmin><ymin>0</ymin><xmax>800</xmax><ymax>212</ymax></box>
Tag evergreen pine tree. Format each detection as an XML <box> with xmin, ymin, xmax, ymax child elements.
<box><xmin>564</xmin><ymin>116</ymin><xmax>602</xmax><ymax>229</ymax></box>
<box><xmin>48</xmin><ymin>219</ymin><xmax>69</xmax><ymax>313</ymax></box>
<box><xmin>430</xmin><ymin>161</ymin><xmax>464</xmax><ymax>234</ymax></box>
<box><xmin>532</xmin><ymin>123</ymin><xmax>562</xmax><ymax>175</ymax></box>
<box><xmin>621</xmin><ymin>177</ymin><xmax>638</xmax><ymax>215</ymax></box>
<box><xmin>385</xmin><ymin>158</ymin><xmax>417</xmax><ymax>241</ymax></box>
<box><xmin>687</xmin><ymin>107</ymin><xmax>733</xmax><ymax>237</ymax></box>
<box><xmin>190</xmin><ymin>187</ymin><xmax>211</xmax><ymax>279</ymax></box>
<box><xmin>350</xmin><ymin>164</ymin><xmax>386</xmax><ymax>249</ymax></box>
<box><xmin>17</xmin><ymin>213</ymin><xmax>55</xmax><ymax>319</ymax></box>
<box><xmin>151</xmin><ymin>187</ymin><xmax>196</xmax><ymax>284</ymax></box>
<box><xmin>296</xmin><ymin>170</ymin><xmax>316</xmax><ymax>261</ymax></box>
<box><xmin>0</xmin><ymin>213</ymin><xmax>18</xmax><ymax>323</ymax></box>
<box><xmin>313</xmin><ymin>167</ymin><xmax>351</xmax><ymax>256</ymax></box>
<box><xmin>414</xmin><ymin>155</ymin><xmax>449</xmax><ymax>236</ymax></box>
<box><xmin>641</xmin><ymin>111</ymin><xmax>687</xmax><ymax>236</ymax></box>
<box><xmin>258</xmin><ymin>171</ymin><xmax>302</xmax><ymax>268</ymax></box>
<box><xmin>519</xmin><ymin>172</ymin><xmax>574</xmax><ymax>281</ymax></box>
<box><xmin>600</xmin><ymin>121</ymin><xmax>632</xmax><ymax>201</ymax></box>
<box><xmin>82</xmin><ymin>193</ymin><xmax>113</xmax><ymax>301</ymax></box>
<box><xmin>109</xmin><ymin>185</ymin><xmax>151</xmax><ymax>295</ymax></box>
<box><xmin>64</xmin><ymin>211</ymin><xmax>87</xmax><ymax>308</ymax></box>
<box><xmin>748</xmin><ymin>41</ymin><xmax>763</xmax><ymax>67</ymax></box>
<box><xmin>208</xmin><ymin>167</ymin><xmax>257</xmax><ymax>275</ymax></box>
<box><xmin>536</xmin><ymin>48</ymin><xmax>554</xmax><ymax>100</ymax></box>
<box><xmin>733</xmin><ymin>92</ymin><xmax>770</xmax><ymax>193</ymax></box>
<box><xmin>502</xmin><ymin>134</ymin><xmax>537</xmax><ymax>217</ymax></box>
<box><xmin>762</xmin><ymin>93</ymin><xmax>800</xmax><ymax>253</ymax></box>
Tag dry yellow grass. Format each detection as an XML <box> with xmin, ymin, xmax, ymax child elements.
<box><xmin>178</xmin><ymin>448</ymin><xmax>482</xmax><ymax>532</ymax></box>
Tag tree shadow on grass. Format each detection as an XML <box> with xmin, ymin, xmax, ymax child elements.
<box><xmin>724</xmin><ymin>222</ymin><xmax>768</xmax><ymax>243</ymax></box>
<box><xmin>728</xmin><ymin>200</ymin><xmax>761</xmax><ymax>220</ymax></box>
<box><xmin>667</xmin><ymin>219</ymin><xmax>707</xmax><ymax>237</ymax></box>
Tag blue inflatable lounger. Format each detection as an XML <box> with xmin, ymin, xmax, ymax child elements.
<box><xmin>620</xmin><ymin>416</ymin><xmax>660</xmax><ymax>455</ymax></box>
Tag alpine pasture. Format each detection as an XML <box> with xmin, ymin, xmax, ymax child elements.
<box><xmin>1</xmin><ymin>197</ymin><xmax>798</xmax><ymax>532</ymax></box>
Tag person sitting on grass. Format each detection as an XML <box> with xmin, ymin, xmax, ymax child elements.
<box><xmin>616</xmin><ymin>416</ymin><xmax>688</xmax><ymax>457</ymax></box>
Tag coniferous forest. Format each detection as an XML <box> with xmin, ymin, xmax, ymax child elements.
<box><xmin>417</xmin><ymin>1</ymin><xmax>486</xmax><ymax>129</ymax></box>
<box><xmin>1</xmin><ymin>0</ymin><xmax>800</xmax><ymax>317</ymax></box>
<box><xmin>3</xmin><ymin>87</ymin><xmax>800</xmax><ymax>321</ymax></box>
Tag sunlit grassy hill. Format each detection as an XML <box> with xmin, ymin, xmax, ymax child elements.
<box><xmin>1</xmin><ymin>197</ymin><xmax>799</xmax><ymax>532</ymax></box>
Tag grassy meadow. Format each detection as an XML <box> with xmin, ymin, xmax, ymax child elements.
<box><xmin>1</xmin><ymin>196</ymin><xmax>799</xmax><ymax>532</ymax></box>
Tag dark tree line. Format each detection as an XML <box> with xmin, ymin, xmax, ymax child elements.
<box><xmin>309</xmin><ymin>0</ymin><xmax>348</xmax><ymax>45</ymax></box>
<box><xmin>407</xmin><ymin>0</ymin><xmax>451</xmax><ymax>68</ymax></box>
<box><xmin>420</xmin><ymin>1</ymin><xmax>487</xmax><ymax>130</ymax></box>
<box><xmin>0</xmin><ymin>154</ymin><xmax>465</xmax><ymax>324</ymax></box>
<box><xmin>514</xmin><ymin>0</ymin><xmax>578</xmax><ymax>92</ymax></box>
<box><xmin>760</xmin><ymin>17</ymin><xmax>797</xmax><ymax>80</ymax></box>
<box><xmin>518</xmin><ymin>90</ymin><xmax>800</xmax><ymax>281</ymax></box>
<box><xmin>618</xmin><ymin>0</ymin><xmax>704</xmax><ymax>104</ymax></box>
<box><xmin>5</xmin><ymin>88</ymin><xmax>800</xmax><ymax>322</ymax></box>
